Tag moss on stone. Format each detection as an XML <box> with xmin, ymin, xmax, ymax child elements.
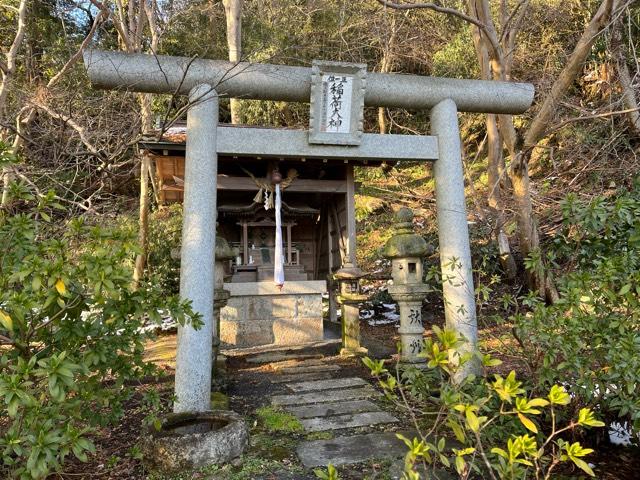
<box><xmin>255</xmin><ymin>406</ymin><xmax>304</xmax><ymax>433</ymax></box>
<box><xmin>210</xmin><ymin>391</ymin><xmax>230</xmax><ymax>411</ymax></box>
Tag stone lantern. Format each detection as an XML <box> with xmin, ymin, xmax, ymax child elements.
<box><xmin>382</xmin><ymin>208</ymin><xmax>430</xmax><ymax>366</ymax></box>
<box><xmin>213</xmin><ymin>234</ymin><xmax>235</xmax><ymax>375</ymax></box>
<box><xmin>334</xmin><ymin>262</ymin><xmax>368</xmax><ymax>357</ymax></box>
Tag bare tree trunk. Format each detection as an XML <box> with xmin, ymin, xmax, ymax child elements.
<box><xmin>1</xmin><ymin>0</ymin><xmax>28</xmax><ymax>208</ymax></box>
<box><xmin>132</xmin><ymin>1</ymin><xmax>161</xmax><ymax>285</ymax></box>
<box><xmin>468</xmin><ymin>0</ymin><xmax>517</xmax><ymax>279</ymax></box>
<box><xmin>134</xmin><ymin>153</ymin><xmax>151</xmax><ymax>284</ymax></box>
<box><xmin>509</xmin><ymin>0</ymin><xmax>621</xmax><ymax>302</ymax></box>
<box><xmin>377</xmin><ymin>14</ymin><xmax>398</xmax><ymax>134</ymax></box>
<box><xmin>133</xmin><ymin>93</ymin><xmax>154</xmax><ymax>285</ymax></box>
<box><xmin>223</xmin><ymin>0</ymin><xmax>243</xmax><ymax>124</ymax></box>
<box><xmin>612</xmin><ymin>14</ymin><xmax>640</xmax><ymax>135</ymax></box>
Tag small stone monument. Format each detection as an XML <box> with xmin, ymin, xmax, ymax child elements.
<box><xmin>334</xmin><ymin>262</ymin><xmax>368</xmax><ymax>357</ymax></box>
<box><xmin>383</xmin><ymin>208</ymin><xmax>430</xmax><ymax>366</ymax></box>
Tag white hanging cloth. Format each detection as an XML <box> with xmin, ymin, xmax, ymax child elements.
<box><xmin>273</xmin><ymin>184</ymin><xmax>285</xmax><ymax>288</ymax></box>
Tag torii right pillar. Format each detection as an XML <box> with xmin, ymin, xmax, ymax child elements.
<box><xmin>431</xmin><ymin>99</ymin><xmax>479</xmax><ymax>380</ymax></box>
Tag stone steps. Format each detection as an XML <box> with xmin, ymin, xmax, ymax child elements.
<box><xmin>300</xmin><ymin>411</ymin><xmax>398</xmax><ymax>432</ymax></box>
<box><xmin>261</xmin><ymin>357</ymin><xmax>408</xmax><ymax>470</ymax></box>
<box><xmin>285</xmin><ymin>377</ymin><xmax>368</xmax><ymax>392</ymax></box>
<box><xmin>284</xmin><ymin>399</ymin><xmax>380</xmax><ymax>419</ymax></box>
<box><xmin>296</xmin><ymin>431</ymin><xmax>413</xmax><ymax>468</ymax></box>
<box><xmin>271</xmin><ymin>385</ymin><xmax>381</xmax><ymax>406</ymax></box>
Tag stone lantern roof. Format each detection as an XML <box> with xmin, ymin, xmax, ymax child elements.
<box><xmin>215</xmin><ymin>235</ymin><xmax>236</xmax><ymax>261</ymax></box>
<box><xmin>382</xmin><ymin>208</ymin><xmax>430</xmax><ymax>259</ymax></box>
<box><xmin>334</xmin><ymin>261</ymin><xmax>365</xmax><ymax>280</ymax></box>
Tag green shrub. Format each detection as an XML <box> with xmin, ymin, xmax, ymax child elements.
<box><xmin>362</xmin><ymin>327</ymin><xmax>605</xmax><ymax>479</ymax></box>
<box><xmin>147</xmin><ymin>204</ymin><xmax>183</xmax><ymax>294</ymax></box>
<box><xmin>514</xmin><ymin>181</ymin><xmax>640</xmax><ymax>438</ymax></box>
<box><xmin>0</xmin><ymin>187</ymin><xmax>197</xmax><ymax>478</ymax></box>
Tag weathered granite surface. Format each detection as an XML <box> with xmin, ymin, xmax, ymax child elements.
<box><xmin>220</xmin><ymin>281</ymin><xmax>326</xmax><ymax>347</ymax></box>
<box><xmin>296</xmin><ymin>431</ymin><xmax>416</xmax><ymax>467</ymax></box>
<box><xmin>140</xmin><ymin>410</ymin><xmax>248</xmax><ymax>473</ymax></box>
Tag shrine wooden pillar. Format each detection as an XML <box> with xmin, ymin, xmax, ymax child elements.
<box><xmin>242</xmin><ymin>221</ymin><xmax>248</xmax><ymax>265</ymax></box>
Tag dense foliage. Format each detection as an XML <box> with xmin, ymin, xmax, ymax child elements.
<box><xmin>355</xmin><ymin>328</ymin><xmax>606</xmax><ymax>480</ymax></box>
<box><xmin>0</xmin><ymin>153</ymin><xmax>197</xmax><ymax>478</ymax></box>
<box><xmin>514</xmin><ymin>180</ymin><xmax>640</xmax><ymax>437</ymax></box>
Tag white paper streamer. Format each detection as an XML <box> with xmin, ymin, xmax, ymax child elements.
<box><xmin>274</xmin><ymin>184</ymin><xmax>285</xmax><ymax>287</ymax></box>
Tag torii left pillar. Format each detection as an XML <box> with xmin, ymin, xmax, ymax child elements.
<box><xmin>174</xmin><ymin>85</ymin><xmax>219</xmax><ymax>413</ymax></box>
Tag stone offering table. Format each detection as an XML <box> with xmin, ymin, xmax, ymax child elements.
<box><xmin>220</xmin><ymin>280</ymin><xmax>326</xmax><ymax>347</ymax></box>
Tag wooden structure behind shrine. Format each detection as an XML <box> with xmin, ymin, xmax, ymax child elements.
<box><xmin>141</xmin><ymin>123</ymin><xmax>390</xmax><ymax>347</ymax></box>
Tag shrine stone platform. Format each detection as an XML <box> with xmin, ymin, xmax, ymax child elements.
<box><xmin>220</xmin><ymin>280</ymin><xmax>326</xmax><ymax>348</ymax></box>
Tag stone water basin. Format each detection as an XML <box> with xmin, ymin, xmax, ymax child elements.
<box><xmin>141</xmin><ymin>410</ymin><xmax>248</xmax><ymax>473</ymax></box>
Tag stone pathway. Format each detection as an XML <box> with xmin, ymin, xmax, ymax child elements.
<box><xmin>245</xmin><ymin>353</ymin><xmax>414</xmax><ymax>469</ymax></box>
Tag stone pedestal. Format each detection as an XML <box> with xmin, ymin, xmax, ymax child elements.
<box><xmin>388</xmin><ymin>288</ymin><xmax>429</xmax><ymax>365</ymax></box>
<box><xmin>214</xmin><ymin>235</ymin><xmax>234</xmax><ymax>374</ymax></box>
<box><xmin>335</xmin><ymin>263</ymin><xmax>368</xmax><ymax>357</ymax></box>
<box><xmin>383</xmin><ymin>208</ymin><xmax>431</xmax><ymax>366</ymax></box>
<box><xmin>338</xmin><ymin>295</ymin><xmax>368</xmax><ymax>357</ymax></box>
<box><xmin>220</xmin><ymin>280</ymin><xmax>326</xmax><ymax>347</ymax></box>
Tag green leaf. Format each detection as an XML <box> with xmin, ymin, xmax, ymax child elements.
<box><xmin>571</xmin><ymin>457</ymin><xmax>595</xmax><ymax>477</ymax></box>
<box><xmin>448</xmin><ymin>419</ymin><xmax>466</xmax><ymax>443</ymax></box>
<box><xmin>527</xmin><ymin>398</ymin><xmax>550</xmax><ymax>408</ymax></box>
<box><xmin>577</xmin><ymin>408</ymin><xmax>605</xmax><ymax>428</ymax></box>
<box><xmin>0</xmin><ymin>310</ymin><xmax>13</xmax><ymax>332</ymax></box>
<box><xmin>466</xmin><ymin>409</ymin><xmax>480</xmax><ymax>432</ymax></box>
<box><xmin>517</xmin><ymin>412</ymin><xmax>538</xmax><ymax>433</ymax></box>
<box><xmin>548</xmin><ymin>385</ymin><xmax>571</xmax><ymax>405</ymax></box>
<box><xmin>491</xmin><ymin>447</ymin><xmax>508</xmax><ymax>459</ymax></box>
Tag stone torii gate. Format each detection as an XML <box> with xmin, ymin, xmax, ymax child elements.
<box><xmin>82</xmin><ymin>50</ymin><xmax>534</xmax><ymax>414</ymax></box>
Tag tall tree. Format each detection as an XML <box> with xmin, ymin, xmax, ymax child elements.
<box><xmin>0</xmin><ymin>0</ymin><xmax>28</xmax><ymax>206</ymax></box>
<box><xmin>223</xmin><ymin>0</ymin><xmax>243</xmax><ymax>124</ymax></box>
<box><xmin>378</xmin><ymin>0</ymin><xmax>627</xmax><ymax>301</ymax></box>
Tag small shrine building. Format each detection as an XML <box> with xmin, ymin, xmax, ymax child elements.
<box><xmin>141</xmin><ymin>124</ymin><xmax>412</xmax><ymax>348</ymax></box>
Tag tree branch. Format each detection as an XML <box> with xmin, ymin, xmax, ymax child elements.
<box><xmin>47</xmin><ymin>8</ymin><xmax>107</xmax><ymax>88</ymax></box>
<box><xmin>376</xmin><ymin>0</ymin><xmax>502</xmax><ymax>65</ymax></box>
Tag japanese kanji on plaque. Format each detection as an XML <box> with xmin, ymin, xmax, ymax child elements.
<box><xmin>309</xmin><ymin>60</ymin><xmax>366</xmax><ymax>145</ymax></box>
<box><xmin>321</xmin><ymin>74</ymin><xmax>353</xmax><ymax>134</ymax></box>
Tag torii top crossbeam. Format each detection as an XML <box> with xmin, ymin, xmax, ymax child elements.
<box><xmin>83</xmin><ymin>50</ymin><xmax>533</xmax><ymax>114</ymax></box>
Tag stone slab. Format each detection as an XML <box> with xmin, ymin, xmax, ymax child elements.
<box><xmin>224</xmin><ymin>280</ymin><xmax>327</xmax><ymax>296</ymax></box>
<box><xmin>285</xmin><ymin>399</ymin><xmax>381</xmax><ymax>419</ymax></box>
<box><xmin>279</xmin><ymin>364</ymin><xmax>340</xmax><ymax>375</ymax></box>
<box><xmin>271</xmin><ymin>386</ymin><xmax>380</xmax><ymax>406</ymax></box>
<box><xmin>221</xmin><ymin>339</ymin><xmax>340</xmax><ymax>357</ymax></box>
<box><xmin>296</xmin><ymin>431</ymin><xmax>416</xmax><ymax>467</ymax></box>
<box><xmin>286</xmin><ymin>377</ymin><xmax>368</xmax><ymax>393</ymax></box>
<box><xmin>246</xmin><ymin>353</ymin><xmax>323</xmax><ymax>364</ymax></box>
<box><xmin>271</xmin><ymin>372</ymin><xmax>335</xmax><ymax>384</ymax></box>
<box><xmin>300</xmin><ymin>411</ymin><xmax>398</xmax><ymax>432</ymax></box>
<box><xmin>271</xmin><ymin>358</ymin><xmax>330</xmax><ymax>369</ymax></box>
